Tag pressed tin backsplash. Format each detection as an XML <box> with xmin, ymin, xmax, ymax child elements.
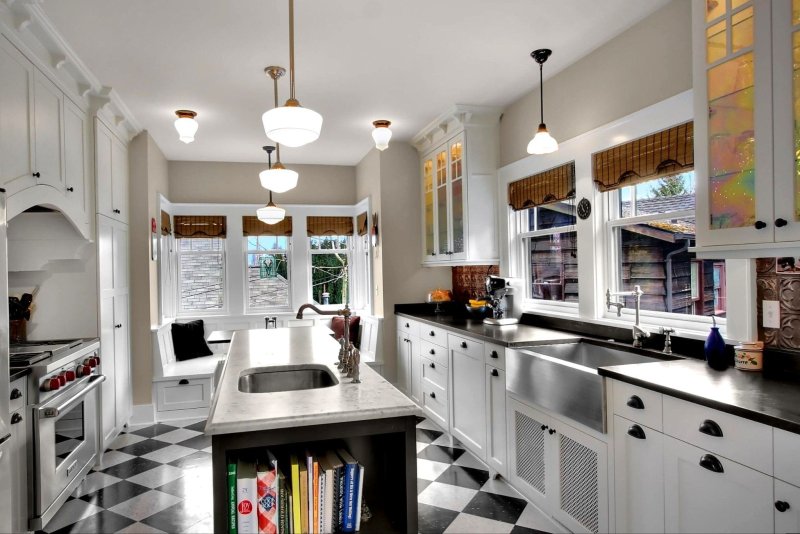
<box><xmin>451</xmin><ymin>265</ymin><xmax>499</xmax><ymax>303</ymax></box>
<box><xmin>756</xmin><ymin>257</ymin><xmax>800</xmax><ymax>349</ymax></box>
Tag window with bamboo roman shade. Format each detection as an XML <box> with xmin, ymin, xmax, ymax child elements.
<box><xmin>160</xmin><ymin>210</ymin><xmax>172</xmax><ymax>236</ymax></box>
<box><xmin>508</xmin><ymin>161</ymin><xmax>576</xmax><ymax>211</ymax></box>
<box><xmin>173</xmin><ymin>215</ymin><xmax>227</xmax><ymax>238</ymax></box>
<box><xmin>592</xmin><ymin>121</ymin><xmax>694</xmax><ymax>192</ymax></box>
<box><xmin>242</xmin><ymin>216</ymin><xmax>293</xmax><ymax>237</ymax></box>
<box><xmin>356</xmin><ymin>212</ymin><xmax>368</xmax><ymax>236</ymax></box>
<box><xmin>306</xmin><ymin>216</ymin><xmax>354</xmax><ymax>236</ymax></box>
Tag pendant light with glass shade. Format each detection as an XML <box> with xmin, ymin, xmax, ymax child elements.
<box><xmin>257</xmin><ymin>146</ymin><xmax>286</xmax><ymax>224</ymax></box>
<box><xmin>526</xmin><ymin>49</ymin><xmax>559</xmax><ymax>155</ymax></box>
<box><xmin>174</xmin><ymin>110</ymin><xmax>198</xmax><ymax>144</ymax></box>
<box><xmin>259</xmin><ymin>67</ymin><xmax>299</xmax><ymax>193</ymax></box>
<box><xmin>261</xmin><ymin>0</ymin><xmax>322</xmax><ymax>147</ymax></box>
<box><xmin>371</xmin><ymin>120</ymin><xmax>392</xmax><ymax>151</ymax></box>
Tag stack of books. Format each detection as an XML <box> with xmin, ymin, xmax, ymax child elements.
<box><xmin>229</xmin><ymin>448</ymin><xmax>366</xmax><ymax>534</ymax></box>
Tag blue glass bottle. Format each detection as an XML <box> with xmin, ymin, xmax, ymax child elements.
<box><xmin>705</xmin><ymin>316</ymin><xmax>728</xmax><ymax>370</ymax></box>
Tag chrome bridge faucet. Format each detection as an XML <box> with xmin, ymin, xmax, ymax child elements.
<box><xmin>606</xmin><ymin>285</ymin><xmax>650</xmax><ymax>348</ymax></box>
<box><xmin>296</xmin><ymin>302</ymin><xmax>361</xmax><ymax>383</ymax></box>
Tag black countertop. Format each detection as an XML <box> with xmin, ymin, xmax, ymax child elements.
<box><xmin>9</xmin><ymin>367</ymin><xmax>30</xmax><ymax>382</ymax></box>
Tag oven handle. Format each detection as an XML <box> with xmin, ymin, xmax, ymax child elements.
<box><xmin>38</xmin><ymin>375</ymin><xmax>105</xmax><ymax>419</ymax></box>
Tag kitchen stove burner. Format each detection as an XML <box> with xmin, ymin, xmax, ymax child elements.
<box><xmin>9</xmin><ymin>351</ymin><xmax>50</xmax><ymax>367</ymax></box>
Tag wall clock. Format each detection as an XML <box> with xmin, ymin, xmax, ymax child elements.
<box><xmin>577</xmin><ymin>198</ymin><xmax>592</xmax><ymax>220</ymax></box>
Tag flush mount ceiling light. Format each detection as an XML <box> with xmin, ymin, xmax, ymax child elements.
<box><xmin>526</xmin><ymin>49</ymin><xmax>558</xmax><ymax>155</ymax></box>
<box><xmin>261</xmin><ymin>0</ymin><xmax>322</xmax><ymax>147</ymax></box>
<box><xmin>257</xmin><ymin>190</ymin><xmax>286</xmax><ymax>224</ymax></box>
<box><xmin>371</xmin><ymin>120</ymin><xmax>392</xmax><ymax>151</ymax></box>
<box><xmin>259</xmin><ymin>143</ymin><xmax>298</xmax><ymax>193</ymax></box>
<box><xmin>174</xmin><ymin>110</ymin><xmax>198</xmax><ymax>144</ymax></box>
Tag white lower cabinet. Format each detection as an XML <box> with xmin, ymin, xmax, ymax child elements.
<box><xmin>663</xmin><ymin>435</ymin><xmax>773</xmax><ymax>534</ymax></box>
<box><xmin>613</xmin><ymin>415</ymin><xmax>664</xmax><ymax>533</ymax></box>
<box><xmin>450</xmin><ymin>347</ymin><xmax>486</xmax><ymax>459</ymax></box>
<box><xmin>396</xmin><ymin>333</ymin><xmax>410</xmax><ymax>395</ymax></box>
<box><xmin>775</xmin><ymin>479</ymin><xmax>800</xmax><ymax>533</ymax></box>
<box><xmin>485</xmin><ymin>364</ymin><xmax>507</xmax><ymax>476</ymax></box>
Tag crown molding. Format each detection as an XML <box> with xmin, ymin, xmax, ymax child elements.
<box><xmin>411</xmin><ymin>104</ymin><xmax>502</xmax><ymax>153</ymax></box>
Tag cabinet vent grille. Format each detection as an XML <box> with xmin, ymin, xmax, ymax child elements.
<box><xmin>514</xmin><ymin>410</ymin><xmax>546</xmax><ymax>495</ymax></box>
<box><xmin>559</xmin><ymin>433</ymin><xmax>599</xmax><ymax>534</ymax></box>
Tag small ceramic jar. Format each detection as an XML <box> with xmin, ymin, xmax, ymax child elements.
<box><xmin>734</xmin><ymin>341</ymin><xmax>764</xmax><ymax>371</ymax></box>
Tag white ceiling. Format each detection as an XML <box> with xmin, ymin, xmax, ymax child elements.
<box><xmin>41</xmin><ymin>0</ymin><xmax>670</xmax><ymax>166</ymax></box>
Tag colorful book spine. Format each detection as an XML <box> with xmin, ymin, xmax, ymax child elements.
<box><xmin>257</xmin><ymin>452</ymin><xmax>279</xmax><ymax>534</ymax></box>
<box><xmin>321</xmin><ymin>458</ymin><xmax>334</xmax><ymax>534</ymax></box>
<box><xmin>354</xmin><ymin>464</ymin><xmax>365</xmax><ymax>532</ymax></box>
<box><xmin>337</xmin><ymin>449</ymin><xmax>358</xmax><ymax>533</ymax></box>
<box><xmin>237</xmin><ymin>459</ymin><xmax>258</xmax><ymax>534</ymax></box>
<box><xmin>300</xmin><ymin>463</ymin><xmax>309</xmax><ymax>534</ymax></box>
<box><xmin>228</xmin><ymin>461</ymin><xmax>238</xmax><ymax>534</ymax></box>
<box><xmin>317</xmin><ymin>463</ymin><xmax>325</xmax><ymax>534</ymax></box>
<box><xmin>322</xmin><ymin>450</ymin><xmax>344</xmax><ymax>533</ymax></box>
<box><xmin>278</xmin><ymin>470</ymin><xmax>287</xmax><ymax>534</ymax></box>
<box><xmin>290</xmin><ymin>455</ymin><xmax>301</xmax><ymax>534</ymax></box>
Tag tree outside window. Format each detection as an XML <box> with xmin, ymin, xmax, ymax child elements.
<box><xmin>309</xmin><ymin>236</ymin><xmax>350</xmax><ymax>305</ymax></box>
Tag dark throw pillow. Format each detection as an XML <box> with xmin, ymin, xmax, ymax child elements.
<box><xmin>331</xmin><ymin>315</ymin><xmax>361</xmax><ymax>348</ymax></box>
<box><xmin>171</xmin><ymin>320</ymin><xmax>213</xmax><ymax>361</ymax></box>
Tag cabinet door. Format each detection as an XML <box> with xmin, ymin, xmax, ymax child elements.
<box><xmin>447</xmin><ymin>134</ymin><xmax>466</xmax><ymax>261</ymax></box>
<box><xmin>0</xmin><ymin>37</ymin><xmax>34</xmax><ymax>189</ymax></box>
<box><xmin>664</xmin><ymin>436</ymin><xmax>773</xmax><ymax>533</ymax></box>
<box><xmin>112</xmin><ymin>223</ymin><xmax>129</xmax><ymax>291</ymax></box>
<box><xmin>450</xmin><ymin>349</ymin><xmax>486</xmax><ymax>458</ymax></box>
<box><xmin>63</xmin><ymin>97</ymin><xmax>87</xmax><ymax>215</ymax></box>
<box><xmin>409</xmin><ymin>337</ymin><xmax>421</xmax><ymax>405</ymax></box>
<box><xmin>100</xmin><ymin>294</ymin><xmax>117</xmax><ymax>446</ymax></box>
<box><xmin>396</xmin><ymin>334</ymin><xmax>410</xmax><ymax>394</ymax></box>
<box><xmin>694</xmin><ymin>0</ymin><xmax>775</xmax><ymax>246</ymax></box>
<box><xmin>613</xmin><ymin>415</ymin><xmax>664</xmax><ymax>534</ymax></box>
<box><xmin>434</xmin><ymin>146</ymin><xmax>450</xmax><ymax>257</ymax></box>
<box><xmin>485</xmin><ymin>364</ymin><xmax>507</xmax><ymax>476</ymax></box>
<box><xmin>507</xmin><ymin>397</ymin><xmax>552</xmax><ymax>509</ymax></box>
<box><xmin>9</xmin><ymin>378</ymin><xmax>26</xmax><ymax>533</ymax></box>
<box><xmin>32</xmin><ymin>69</ymin><xmax>63</xmax><ymax>190</ymax></box>
<box><xmin>111</xmin><ymin>136</ymin><xmax>128</xmax><ymax>223</ymax></box>
<box><xmin>775</xmin><ymin>479</ymin><xmax>800</xmax><ymax>533</ymax></box>
<box><xmin>113</xmin><ymin>294</ymin><xmax>131</xmax><ymax>427</ymax></box>
<box><xmin>95</xmin><ymin>120</ymin><xmax>114</xmax><ymax>217</ymax></box>
<box><xmin>422</xmin><ymin>154</ymin><xmax>437</xmax><ymax>261</ymax></box>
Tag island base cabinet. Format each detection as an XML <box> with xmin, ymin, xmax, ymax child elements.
<box><xmin>663</xmin><ymin>436</ymin><xmax>773</xmax><ymax>533</ymax></box>
<box><xmin>212</xmin><ymin>416</ymin><xmax>418</xmax><ymax>533</ymax></box>
<box><xmin>613</xmin><ymin>415</ymin><xmax>664</xmax><ymax>533</ymax></box>
<box><xmin>775</xmin><ymin>479</ymin><xmax>800</xmax><ymax>533</ymax></box>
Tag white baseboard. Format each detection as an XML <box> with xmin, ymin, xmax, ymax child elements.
<box><xmin>155</xmin><ymin>406</ymin><xmax>210</xmax><ymax>422</ymax></box>
<box><xmin>129</xmin><ymin>404</ymin><xmax>155</xmax><ymax>427</ymax></box>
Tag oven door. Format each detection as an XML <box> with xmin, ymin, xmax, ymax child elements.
<box><xmin>31</xmin><ymin>374</ymin><xmax>105</xmax><ymax>530</ymax></box>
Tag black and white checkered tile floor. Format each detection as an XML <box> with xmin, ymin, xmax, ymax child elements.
<box><xmin>39</xmin><ymin>417</ymin><xmax>557</xmax><ymax>534</ymax></box>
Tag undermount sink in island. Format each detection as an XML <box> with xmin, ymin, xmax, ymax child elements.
<box><xmin>207</xmin><ymin>327</ymin><xmax>421</xmax><ymax>533</ymax></box>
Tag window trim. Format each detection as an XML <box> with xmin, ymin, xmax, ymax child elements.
<box><xmin>176</xmin><ymin>236</ymin><xmax>228</xmax><ymax>316</ymax></box>
<box><xmin>243</xmin><ymin>236</ymin><xmax>293</xmax><ymax>314</ymax></box>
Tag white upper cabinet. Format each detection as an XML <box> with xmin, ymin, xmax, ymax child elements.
<box><xmin>694</xmin><ymin>0</ymin><xmax>800</xmax><ymax>255</ymax></box>
<box><xmin>95</xmin><ymin>117</ymin><xmax>129</xmax><ymax>223</ymax></box>
<box><xmin>32</xmin><ymin>69</ymin><xmax>64</xmax><ymax>191</ymax></box>
<box><xmin>413</xmin><ymin>105</ymin><xmax>501</xmax><ymax>266</ymax></box>
<box><xmin>0</xmin><ymin>36</ymin><xmax>34</xmax><ymax>192</ymax></box>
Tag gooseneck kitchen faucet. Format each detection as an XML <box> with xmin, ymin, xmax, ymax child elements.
<box><xmin>606</xmin><ymin>285</ymin><xmax>650</xmax><ymax>348</ymax></box>
<box><xmin>296</xmin><ymin>302</ymin><xmax>361</xmax><ymax>383</ymax></box>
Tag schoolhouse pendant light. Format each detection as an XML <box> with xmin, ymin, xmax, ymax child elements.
<box><xmin>526</xmin><ymin>49</ymin><xmax>559</xmax><ymax>155</ymax></box>
<box><xmin>259</xmin><ymin>144</ymin><xmax>298</xmax><ymax>193</ymax></box>
<box><xmin>174</xmin><ymin>110</ymin><xmax>198</xmax><ymax>144</ymax></box>
<box><xmin>257</xmin><ymin>190</ymin><xmax>286</xmax><ymax>224</ymax></box>
<box><xmin>371</xmin><ymin>120</ymin><xmax>392</xmax><ymax>151</ymax></box>
<box><xmin>261</xmin><ymin>0</ymin><xmax>322</xmax><ymax>147</ymax></box>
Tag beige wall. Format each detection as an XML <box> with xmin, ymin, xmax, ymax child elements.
<box><xmin>355</xmin><ymin>150</ymin><xmax>383</xmax><ymax>314</ymax></box>
<box><xmin>499</xmin><ymin>0</ymin><xmax>692</xmax><ymax>167</ymax></box>
<box><xmin>129</xmin><ymin>131</ymin><xmax>169</xmax><ymax>406</ymax></box>
<box><xmin>168</xmin><ymin>161</ymin><xmax>357</xmax><ymax>205</ymax></box>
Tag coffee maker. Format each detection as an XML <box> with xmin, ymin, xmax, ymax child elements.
<box><xmin>484</xmin><ymin>275</ymin><xmax>523</xmax><ymax>325</ymax></box>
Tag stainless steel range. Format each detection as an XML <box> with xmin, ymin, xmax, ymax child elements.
<box><xmin>10</xmin><ymin>338</ymin><xmax>103</xmax><ymax>531</ymax></box>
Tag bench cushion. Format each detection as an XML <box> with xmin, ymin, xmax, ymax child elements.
<box><xmin>171</xmin><ymin>320</ymin><xmax>213</xmax><ymax>361</ymax></box>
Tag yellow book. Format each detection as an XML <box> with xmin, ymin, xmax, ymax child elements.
<box><xmin>299</xmin><ymin>463</ymin><xmax>309</xmax><ymax>534</ymax></box>
<box><xmin>290</xmin><ymin>454</ymin><xmax>302</xmax><ymax>534</ymax></box>
<box><xmin>312</xmin><ymin>456</ymin><xmax>320</xmax><ymax>534</ymax></box>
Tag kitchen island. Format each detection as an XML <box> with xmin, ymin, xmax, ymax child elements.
<box><xmin>207</xmin><ymin>327</ymin><xmax>421</xmax><ymax>533</ymax></box>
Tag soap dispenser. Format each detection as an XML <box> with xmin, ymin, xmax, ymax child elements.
<box><xmin>704</xmin><ymin>315</ymin><xmax>728</xmax><ymax>370</ymax></box>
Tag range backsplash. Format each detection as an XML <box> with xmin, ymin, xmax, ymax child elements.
<box><xmin>451</xmin><ymin>265</ymin><xmax>499</xmax><ymax>303</ymax></box>
<box><xmin>756</xmin><ymin>258</ymin><xmax>800</xmax><ymax>349</ymax></box>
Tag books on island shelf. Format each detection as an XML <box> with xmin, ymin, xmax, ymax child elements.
<box><xmin>257</xmin><ymin>451</ymin><xmax>279</xmax><ymax>534</ymax></box>
<box><xmin>237</xmin><ymin>459</ymin><xmax>258</xmax><ymax>534</ymax></box>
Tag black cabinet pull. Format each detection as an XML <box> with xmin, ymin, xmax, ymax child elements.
<box><xmin>429</xmin><ymin>349</ymin><xmax>435</xmax><ymax>355</ymax></box>
<box><xmin>775</xmin><ymin>501</ymin><xmax>791</xmax><ymax>513</ymax></box>
<box><xmin>178</xmin><ymin>379</ymin><xmax>190</xmax><ymax>385</ymax></box>
<box><xmin>11</xmin><ymin>413</ymin><xmax>22</xmax><ymax>424</ymax></box>
<box><xmin>698</xmin><ymin>419</ymin><xmax>723</xmax><ymax>437</ymax></box>
<box><xmin>429</xmin><ymin>362</ymin><xmax>435</xmax><ymax>369</ymax></box>
<box><xmin>405</xmin><ymin>322</ymin><xmax>409</xmax><ymax>328</ymax></box>
<box><xmin>429</xmin><ymin>392</ymin><xmax>436</xmax><ymax>399</ymax></box>
<box><xmin>32</xmin><ymin>172</ymin><xmax>40</xmax><ymax>178</ymax></box>
<box><xmin>460</xmin><ymin>341</ymin><xmax>467</xmax><ymax>349</ymax></box>
<box><xmin>429</xmin><ymin>331</ymin><xmax>435</xmax><ymax>337</ymax></box>
<box><xmin>491</xmin><ymin>368</ymin><xmax>499</xmax><ymax>377</ymax></box>
<box><xmin>626</xmin><ymin>395</ymin><xmax>645</xmax><ymax>409</ymax></box>
<box><xmin>115</xmin><ymin>324</ymin><xmax>122</xmax><ymax>329</ymax></box>
<box><xmin>627</xmin><ymin>424</ymin><xmax>646</xmax><ymax>440</ymax></box>
<box><xmin>10</xmin><ymin>389</ymin><xmax>22</xmax><ymax>400</ymax></box>
<box><xmin>776</xmin><ymin>218</ymin><xmax>788</xmax><ymax>228</ymax></box>
<box><xmin>540</xmin><ymin>424</ymin><xmax>548</xmax><ymax>431</ymax></box>
<box><xmin>754</xmin><ymin>220</ymin><xmax>767</xmax><ymax>229</ymax></box>
<box><xmin>66</xmin><ymin>186</ymin><xmax>74</xmax><ymax>192</ymax></box>
<box><xmin>113</xmin><ymin>209</ymin><xmax>121</xmax><ymax>214</ymax></box>
<box><xmin>490</xmin><ymin>350</ymin><xmax>499</xmax><ymax>359</ymax></box>
<box><xmin>699</xmin><ymin>454</ymin><xmax>724</xmax><ymax>473</ymax></box>
<box><xmin>548</xmin><ymin>428</ymin><xmax>556</xmax><ymax>435</ymax></box>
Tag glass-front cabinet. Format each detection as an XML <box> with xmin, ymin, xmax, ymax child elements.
<box><xmin>695</xmin><ymin>0</ymin><xmax>800</xmax><ymax>251</ymax></box>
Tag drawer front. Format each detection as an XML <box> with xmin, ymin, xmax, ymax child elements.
<box><xmin>775</xmin><ymin>428</ymin><xmax>800</xmax><ymax>487</ymax></box>
<box><xmin>422</xmin><ymin>356</ymin><xmax>448</xmax><ymax>391</ymax></box>
<box><xmin>420</xmin><ymin>340</ymin><xmax>448</xmax><ymax>368</ymax></box>
<box><xmin>9</xmin><ymin>377</ymin><xmax>25</xmax><ymax>414</ymax></box>
<box><xmin>663</xmin><ymin>395</ymin><xmax>772</xmax><ymax>474</ymax></box>
<box><xmin>156</xmin><ymin>378</ymin><xmax>211</xmax><ymax>412</ymax></box>
<box><xmin>484</xmin><ymin>343</ymin><xmax>506</xmax><ymax>370</ymax></box>
<box><xmin>422</xmin><ymin>380</ymin><xmax>448</xmax><ymax>427</ymax></box>
<box><xmin>448</xmin><ymin>333</ymin><xmax>483</xmax><ymax>361</ymax></box>
<box><xmin>612</xmin><ymin>380</ymin><xmax>663</xmax><ymax>431</ymax></box>
<box><xmin>421</xmin><ymin>325</ymin><xmax>449</xmax><ymax>348</ymax></box>
<box><xmin>396</xmin><ymin>317</ymin><xmax>419</xmax><ymax>338</ymax></box>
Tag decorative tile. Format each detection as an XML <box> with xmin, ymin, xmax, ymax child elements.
<box><xmin>779</xmin><ymin>278</ymin><xmax>800</xmax><ymax>312</ymax></box>
<box><xmin>176</xmin><ymin>433</ymin><xmax>212</xmax><ymax>450</ymax></box>
<box><xmin>181</xmin><ymin>420</ymin><xmax>208</xmax><ymax>433</ymax></box>
<box><xmin>432</xmin><ymin>433</ymin><xmax>464</xmax><ymax>449</ymax></box>
<box><xmin>418</xmin><ymin>478</ymin><xmax>433</xmax><ymax>495</ymax></box>
<box><xmin>130</xmin><ymin>424</ymin><xmax>180</xmax><ymax>438</ymax></box>
<box><xmin>418</xmin><ymin>503</ymin><xmax>460</xmax><ymax>534</ymax></box>
<box><xmin>417</xmin><ymin>428</ymin><xmax>444</xmax><ymax>443</ymax></box>
<box><xmin>115</xmin><ymin>522</ymin><xmax>167</xmax><ymax>533</ymax></box>
<box><xmin>444</xmin><ymin>512</ymin><xmax>514</xmax><ymax>533</ymax></box>
<box><xmin>126</xmin><ymin>464</ymin><xmax>186</xmax><ymax>489</ymax></box>
<box><xmin>108</xmin><ymin>490</ymin><xmax>182</xmax><ymax>521</ymax></box>
<box><xmin>418</xmin><ymin>481</ymin><xmax>478</xmax><ymax>512</ymax></box>
<box><xmin>418</xmin><ymin>444</ymin><xmax>465</xmax><ymax>464</ymax></box>
<box><xmin>80</xmin><ymin>480</ymin><xmax>152</xmax><ymax>509</ymax></box>
<box><xmin>166</xmin><ymin>450</ymin><xmax>212</xmax><ymax>470</ymax></box>
<box><xmin>463</xmin><ymin>491</ymin><xmax>529</xmax><ymax>524</ymax></box>
<box><xmin>42</xmin><ymin>498</ymin><xmax>104</xmax><ymax>533</ymax></box>
<box><xmin>480</xmin><ymin>477</ymin><xmax>524</xmax><ymax>499</ymax></box>
<box><xmin>778</xmin><ymin>314</ymin><xmax>800</xmax><ymax>349</ymax></box>
<box><xmin>417</xmin><ymin>442</ymin><xmax>429</xmax><ymax>454</ymax></box>
<box><xmin>117</xmin><ymin>439</ymin><xmax>171</xmax><ymax>457</ymax></box>
<box><xmin>71</xmin><ymin>471</ymin><xmax>122</xmax><ymax>498</ymax></box>
<box><xmin>140</xmin><ymin>444</ymin><xmax>197</xmax><ymax>464</ymax></box>
<box><xmin>93</xmin><ymin>450</ymin><xmax>136</xmax><ymax>471</ymax></box>
<box><xmin>140</xmin><ymin>500</ymin><xmax>212</xmax><ymax>533</ymax></box>
<box><xmin>101</xmin><ymin>457</ymin><xmax>163</xmax><ymax>479</ymax></box>
<box><xmin>436</xmin><ymin>465</ymin><xmax>491</xmax><ymax>490</ymax></box>
<box><xmin>417</xmin><ymin>458</ymin><xmax>451</xmax><ymax>481</ymax></box>
<box><xmin>453</xmin><ymin>452</ymin><xmax>489</xmax><ymax>471</ymax></box>
<box><xmin>109</xmin><ymin>433</ymin><xmax>148</xmax><ymax>450</ymax></box>
<box><xmin>515</xmin><ymin>503</ymin><xmax>560</xmax><ymax>532</ymax></box>
<box><xmin>756</xmin><ymin>258</ymin><xmax>776</xmax><ymax>274</ymax></box>
<box><xmin>49</xmin><ymin>509</ymin><xmax>135</xmax><ymax>534</ymax></box>
<box><xmin>150</xmin><ymin>428</ymin><xmax>202</xmax><ymax>444</ymax></box>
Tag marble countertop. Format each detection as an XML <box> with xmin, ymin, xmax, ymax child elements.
<box><xmin>599</xmin><ymin>359</ymin><xmax>800</xmax><ymax>434</ymax></box>
<box><xmin>205</xmin><ymin>327</ymin><xmax>421</xmax><ymax>435</ymax></box>
<box><xmin>395</xmin><ymin>312</ymin><xmax>581</xmax><ymax>347</ymax></box>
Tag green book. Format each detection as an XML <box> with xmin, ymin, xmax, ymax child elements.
<box><xmin>228</xmin><ymin>461</ymin><xmax>238</xmax><ymax>534</ymax></box>
<box><xmin>278</xmin><ymin>469</ymin><xmax>288</xmax><ymax>534</ymax></box>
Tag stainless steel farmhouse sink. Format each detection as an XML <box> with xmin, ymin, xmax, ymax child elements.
<box><xmin>238</xmin><ymin>365</ymin><xmax>339</xmax><ymax>393</ymax></box>
<box><xmin>507</xmin><ymin>339</ymin><xmax>679</xmax><ymax>433</ymax></box>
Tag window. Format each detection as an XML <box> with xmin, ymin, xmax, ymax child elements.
<box><xmin>309</xmin><ymin>235</ymin><xmax>351</xmax><ymax>305</ymax></box>
<box><xmin>178</xmin><ymin>237</ymin><xmax>225</xmax><ymax>312</ymax></box>
<box><xmin>606</xmin><ymin>172</ymin><xmax>726</xmax><ymax>317</ymax></box>
<box><xmin>245</xmin><ymin>235</ymin><xmax>290</xmax><ymax>310</ymax></box>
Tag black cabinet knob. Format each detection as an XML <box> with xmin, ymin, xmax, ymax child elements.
<box><xmin>429</xmin><ymin>349</ymin><xmax>435</xmax><ymax>355</ymax></box>
<box><xmin>429</xmin><ymin>331</ymin><xmax>435</xmax><ymax>337</ymax></box>
<box><xmin>429</xmin><ymin>362</ymin><xmax>435</xmax><ymax>369</ymax></box>
<box><xmin>754</xmin><ymin>220</ymin><xmax>767</xmax><ymax>229</ymax></box>
<box><xmin>460</xmin><ymin>341</ymin><xmax>467</xmax><ymax>349</ymax></box>
<box><xmin>10</xmin><ymin>413</ymin><xmax>22</xmax><ymax>425</ymax></box>
<box><xmin>66</xmin><ymin>186</ymin><xmax>74</xmax><ymax>192</ymax></box>
<box><xmin>115</xmin><ymin>324</ymin><xmax>122</xmax><ymax>329</ymax></box>
<box><xmin>698</xmin><ymin>419</ymin><xmax>723</xmax><ymax>437</ymax></box>
<box><xmin>10</xmin><ymin>389</ymin><xmax>22</xmax><ymax>400</ymax></box>
<box><xmin>179</xmin><ymin>379</ymin><xmax>190</xmax><ymax>385</ymax></box>
<box><xmin>490</xmin><ymin>351</ymin><xmax>498</xmax><ymax>359</ymax></box>
<box><xmin>113</xmin><ymin>209</ymin><xmax>121</xmax><ymax>214</ymax></box>
<box><xmin>776</xmin><ymin>501</ymin><xmax>791</xmax><ymax>513</ymax></box>
<box><xmin>32</xmin><ymin>172</ymin><xmax>40</xmax><ymax>178</ymax></box>
<box><xmin>627</xmin><ymin>424</ymin><xmax>646</xmax><ymax>440</ymax></box>
<box><xmin>626</xmin><ymin>395</ymin><xmax>645</xmax><ymax>409</ymax></box>
<box><xmin>540</xmin><ymin>424</ymin><xmax>548</xmax><ymax>431</ymax></box>
<box><xmin>548</xmin><ymin>428</ymin><xmax>556</xmax><ymax>435</ymax></box>
<box><xmin>491</xmin><ymin>368</ymin><xmax>499</xmax><ymax>377</ymax></box>
<box><xmin>699</xmin><ymin>454</ymin><xmax>724</xmax><ymax>473</ymax></box>
<box><xmin>776</xmin><ymin>218</ymin><xmax>788</xmax><ymax>228</ymax></box>
<box><xmin>429</xmin><ymin>392</ymin><xmax>436</xmax><ymax>399</ymax></box>
<box><xmin>405</xmin><ymin>323</ymin><xmax>409</xmax><ymax>328</ymax></box>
